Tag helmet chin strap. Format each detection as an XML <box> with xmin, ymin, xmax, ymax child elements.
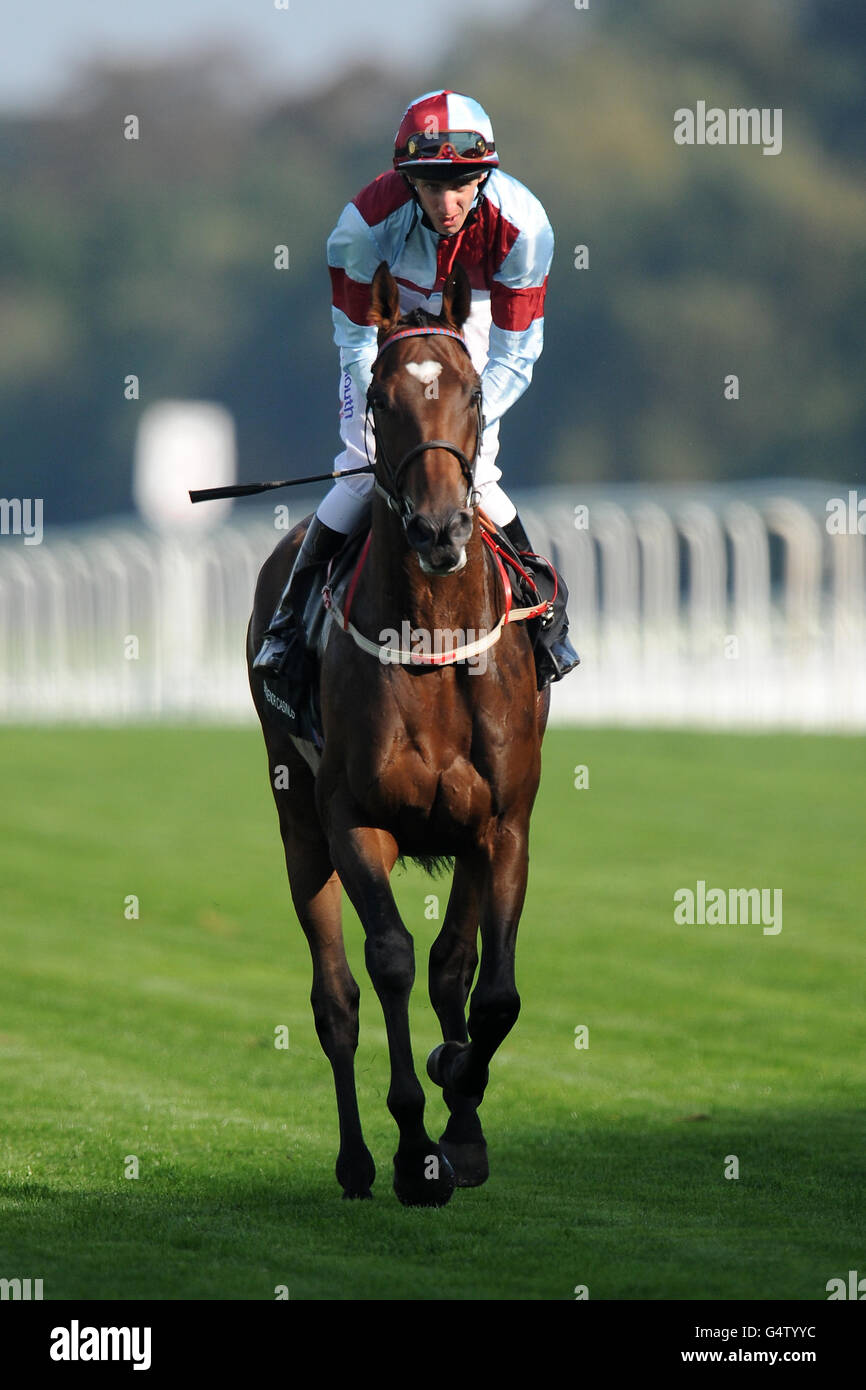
<box><xmin>462</xmin><ymin>172</ymin><xmax>489</xmax><ymax>226</ymax></box>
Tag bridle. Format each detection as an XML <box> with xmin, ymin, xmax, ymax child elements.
<box><xmin>364</xmin><ymin>325</ymin><xmax>485</xmax><ymax>524</ymax></box>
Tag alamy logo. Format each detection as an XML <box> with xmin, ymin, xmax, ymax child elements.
<box><xmin>825</xmin><ymin>491</ymin><xmax>866</xmax><ymax>535</ymax></box>
<box><xmin>674</xmin><ymin>102</ymin><xmax>782</xmax><ymax>156</ymax></box>
<box><xmin>0</xmin><ymin>1277</ymin><xmax>43</xmax><ymax>1299</ymax></box>
<box><xmin>378</xmin><ymin>622</ymin><xmax>491</xmax><ymax>674</ymax></box>
<box><xmin>50</xmin><ymin>1321</ymin><xmax>152</xmax><ymax>1371</ymax></box>
<box><xmin>826</xmin><ymin>1270</ymin><xmax>866</xmax><ymax>1300</ymax></box>
<box><xmin>673</xmin><ymin>880</ymin><xmax>782</xmax><ymax>935</ymax></box>
<box><xmin>0</xmin><ymin>497</ymin><xmax>43</xmax><ymax>545</ymax></box>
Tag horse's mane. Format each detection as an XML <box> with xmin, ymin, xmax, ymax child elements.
<box><xmin>399</xmin><ymin>306</ymin><xmax>445</xmax><ymax>331</ymax></box>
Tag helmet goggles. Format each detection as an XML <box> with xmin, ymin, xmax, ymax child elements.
<box><xmin>396</xmin><ymin>130</ymin><xmax>496</xmax><ymax>164</ymax></box>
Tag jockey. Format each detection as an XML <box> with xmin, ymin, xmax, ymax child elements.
<box><xmin>255</xmin><ymin>88</ymin><xmax>579</xmax><ymax>687</ymax></box>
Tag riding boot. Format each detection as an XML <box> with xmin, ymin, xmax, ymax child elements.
<box><xmin>253</xmin><ymin>517</ymin><xmax>345</xmax><ymax>674</ymax></box>
<box><xmin>502</xmin><ymin>514</ymin><xmax>580</xmax><ymax>689</ymax></box>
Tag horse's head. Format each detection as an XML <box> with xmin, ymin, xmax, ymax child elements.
<box><xmin>366</xmin><ymin>261</ymin><xmax>482</xmax><ymax>576</ymax></box>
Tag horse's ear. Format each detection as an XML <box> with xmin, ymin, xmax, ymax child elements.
<box><xmin>368</xmin><ymin>261</ymin><xmax>401</xmax><ymax>334</ymax></box>
<box><xmin>441</xmin><ymin>262</ymin><xmax>471</xmax><ymax>331</ymax></box>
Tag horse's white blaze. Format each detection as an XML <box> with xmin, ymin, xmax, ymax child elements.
<box><xmin>405</xmin><ymin>361</ymin><xmax>443</xmax><ymax>387</ymax></box>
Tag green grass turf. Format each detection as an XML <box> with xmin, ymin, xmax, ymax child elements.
<box><xmin>0</xmin><ymin>725</ymin><xmax>864</xmax><ymax>1300</ymax></box>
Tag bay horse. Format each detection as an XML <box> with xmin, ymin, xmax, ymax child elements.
<box><xmin>247</xmin><ymin>261</ymin><xmax>549</xmax><ymax>1206</ymax></box>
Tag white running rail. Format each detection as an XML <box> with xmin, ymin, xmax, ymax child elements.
<box><xmin>1</xmin><ymin>485</ymin><xmax>863</xmax><ymax>729</ymax></box>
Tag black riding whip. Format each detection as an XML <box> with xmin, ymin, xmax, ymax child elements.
<box><xmin>189</xmin><ymin>464</ymin><xmax>373</xmax><ymax>504</ymax></box>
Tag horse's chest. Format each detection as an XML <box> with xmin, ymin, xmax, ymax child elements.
<box><xmin>365</xmin><ymin>742</ymin><xmax>491</xmax><ymax>835</ymax></box>
<box><xmin>324</xmin><ymin>655</ymin><xmax>526</xmax><ymax>844</ymax></box>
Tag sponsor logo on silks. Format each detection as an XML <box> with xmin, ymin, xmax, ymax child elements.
<box><xmin>49</xmin><ymin>1321</ymin><xmax>152</xmax><ymax>1371</ymax></box>
<box><xmin>341</xmin><ymin>371</ymin><xmax>354</xmax><ymax>421</ymax></box>
<box><xmin>263</xmin><ymin>680</ymin><xmax>296</xmax><ymax>720</ymax></box>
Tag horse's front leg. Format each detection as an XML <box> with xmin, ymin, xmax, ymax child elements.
<box><xmin>328</xmin><ymin>816</ymin><xmax>456</xmax><ymax>1207</ymax></box>
<box><xmin>267</xmin><ymin>743</ymin><xmax>375</xmax><ymax>1200</ymax></box>
<box><xmin>428</xmin><ymin>819</ymin><xmax>527</xmax><ymax>1105</ymax></box>
<box><xmin>428</xmin><ymin>860</ymin><xmax>489</xmax><ymax>1186</ymax></box>
<box><xmin>286</xmin><ymin>843</ymin><xmax>375</xmax><ymax>1200</ymax></box>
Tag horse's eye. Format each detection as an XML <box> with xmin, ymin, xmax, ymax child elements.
<box><xmin>369</xmin><ymin>388</ymin><xmax>391</xmax><ymax>412</ymax></box>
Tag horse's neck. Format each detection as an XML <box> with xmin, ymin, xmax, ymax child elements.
<box><xmin>362</xmin><ymin>508</ymin><xmax>496</xmax><ymax>636</ymax></box>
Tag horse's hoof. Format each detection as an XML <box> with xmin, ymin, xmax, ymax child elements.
<box><xmin>440</xmin><ymin>1137</ymin><xmax>489</xmax><ymax>1188</ymax></box>
<box><xmin>426</xmin><ymin>1041</ymin><xmax>465</xmax><ymax>1087</ymax></box>
<box><xmin>336</xmin><ymin>1144</ymin><xmax>376</xmax><ymax>1199</ymax></box>
<box><xmin>393</xmin><ymin>1146</ymin><xmax>456</xmax><ymax>1208</ymax></box>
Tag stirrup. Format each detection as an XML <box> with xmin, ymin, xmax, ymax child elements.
<box><xmin>535</xmin><ymin>634</ymin><xmax>580</xmax><ymax>691</ymax></box>
<box><xmin>549</xmin><ymin>634</ymin><xmax>580</xmax><ymax>679</ymax></box>
<box><xmin>253</xmin><ymin>628</ymin><xmax>299</xmax><ymax>675</ymax></box>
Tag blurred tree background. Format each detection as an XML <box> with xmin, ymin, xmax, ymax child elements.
<box><xmin>1</xmin><ymin>0</ymin><xmax>864</xmax><ymax>524</ymax></box>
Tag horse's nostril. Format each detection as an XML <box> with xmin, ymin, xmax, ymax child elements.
<box><xmin>448</xmin><ymin>509</ymin><xmax>473</xmax><ymax>546</ymax></box>
<box><xmin>404</xmin><ymin>513</ymin><xmax>436</xmax><ymax>550</ymax></box>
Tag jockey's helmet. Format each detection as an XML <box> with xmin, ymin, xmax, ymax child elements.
<box><xmin>394</xmin><ymin>90</ymin><xmax>498</xmax><ymax>183</ymax></box>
